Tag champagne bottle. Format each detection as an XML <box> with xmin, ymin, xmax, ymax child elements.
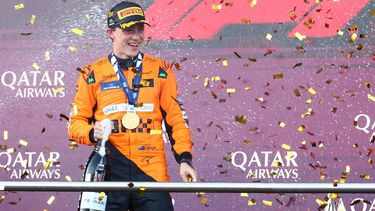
<box><xmin>78</xmin><ymin>119</ymin><xmax>112</xmax><ymax>211</ymax></box>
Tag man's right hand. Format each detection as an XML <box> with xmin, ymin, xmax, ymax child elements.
<box><xmin>93</xmin><ymin>121</ymin><xmax>105</xmax><ymax>142</ymax></box>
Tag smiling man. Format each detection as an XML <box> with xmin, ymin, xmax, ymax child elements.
<box><xmin>68</xmin><ymin>1</ymin><xmax>197</xmax><ymax>210</ymax></box>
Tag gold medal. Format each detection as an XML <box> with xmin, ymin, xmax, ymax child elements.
<box><xmin>122</xmin><ymin>112</ymin><xmax>140</xmax><ymax>129</ymax></box>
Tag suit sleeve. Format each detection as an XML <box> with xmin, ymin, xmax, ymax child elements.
<box><xmin>67</xmin><ymin>66</ymin><xmax>97</xmax><ymax>145</ymax></box>
<box><xmin>159</xmin><ymin>62</ymin><xmax>193</xmax><ymax>164</ymax></box>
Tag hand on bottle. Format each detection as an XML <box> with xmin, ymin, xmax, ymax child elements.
<box><xmin>93</xmin><ymin>121</ymin><xmax>105</xmax><ymax>142</ymax></box>
<box><xmin>180</xmin><ymin>163</ymin><xmax>197</xmax><ymax>182</ymax></box>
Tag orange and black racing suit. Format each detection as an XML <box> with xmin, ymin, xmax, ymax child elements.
<box><xmin>68</xmin><ymin>53</ymin><xmax>192</xmax><ymax>210</ymax></box>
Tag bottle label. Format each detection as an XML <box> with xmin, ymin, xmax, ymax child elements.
<box><xmin>80</xmin><ymin>192</ymin><xmax>107</xmax><ymax>210</ymax></box>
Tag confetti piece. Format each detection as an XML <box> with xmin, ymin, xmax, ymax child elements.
<box><xmin>71</xmin><ymin>28</ymin><xmax>84</xmax><ymax>36</ymax></box>
<box><xmin>68</xmin><ymin>47</ymin><xmax>78</xmax><ymax>52</ymax></box>
<box><xmin>298</xmin><ymin>125</ymin><xmax>305</xmax><ymax>132</ymax></box>
<box><xmin>316</xmin><ymin>199</ymin><xmax>327</xmax><ymax>207</ymax></box>
<box><xmin>29</xmin><ymin>15</ymin><xmax>36</xmax><ymax>25</ymax></box>
<box><xmin>240</xmin><ymin>193</ymin><xmax>249</xmax><ymax>197</ymax></box>
<box><xmin>265</xmin><ymin>33</ymin><xmax>272</xmax><ymax>40</ymax></box>
<box><xmin>294</xmin><ymin>89</ymin><xmax>301</xmax><ymax>97</ymax></box>
<box><xmin>18</xmin><ymin>140</ymin><xmax>28</xmax><ymax>147</ymax></box>
<box><xmin>211</xmin><ymin>4</ymin><xmax>222</xmax><ymax>10</ymax></box>
<box><xmin>368</xmin><ymin>94</ymin><xmax>375</xmax><ymax>101</ymax></box>
<box><xmin>32</xmin><ymin>63</ymin><xmax>40</xmax><ymax>71</ymax></box>
<box><xmin>44</xmin><ymin>51</ymin><xmax>51</xmax><ymax>61</ymax></box>
<box><xmin>294</xmin><ymin>32</ymin><xmax>306</xmax><ymax>41</ymax></box>
<box><xmin>7</xmin><ymin>148</ymin><xmax>15</xmax><ymax>153</ymax></box>
<box><xmin>3</xmin><ymin>131</ymin><xmax>8</xmax><ymax>140</ymax></box>
<box><xmin>211</xmin><ymin>76</ymin><xmax>221</xmax><ymax>81</ymax></box>
<box><xmin>360</xmin><ymin>174</ymin><xmax>370</xmax><ymax>180</ymax></box>
<box><xmin>308</xmin><ymin>87</ymin><xmax>317</xmax><ymax>95</ymax></box>
<box><xmin>47</xmin><ymin>196</ymin><xmax>55</xmax><ymax>205</ymax></box>
<box><xmin>281</xmin><ymin>144</ymin><xmax>291</xmax><ymax>150</ymax></box>
<box><xmin>226</xmin><ymin>88</ymin><xmax>236</xmax><ymax>93</ymax></box>
<box><xmin>290</xmin><ymin>8</ymin><xmax>297</xmax><ymax>20</ymax></box>
<box><xmin>14</xmin><ymin>3</ymin><xmax>24</xmax><ymax>10</ymax></box>
<box><xmin>248</xmin><ymin>198</ymin><xmax>256</xmax><ymax>206</ymax></box>
<box><xmin>44</xmin><ymin>159</ymin><xmax>53</xmax><ymax>170</ymax></box>
<box><xmin>150</xmin><ymin>130</ymin><xmax>162</xmax><ymax>135</ymax></box>
<box><xmin>350</xmin><ymin>33</ymin><xmax>358</xmax><ymax>42</ymax></box>
<box><xmin>262</xmin><ymin>200</ymin><xmax>272</xmax><ymax>206</ymax></box>
<box><xmin>244</xmin><ymin>86</ymin><xmax>252</xmax><ymax>91</ymax></box>
<box><xmin>98</xmin><ymin>192</ymin><xmax>106</xmax><ymax>201</ymax></box>
<box><xmin>278</xmin><ymin>121</ymin><xmax>286</xmax><ymax>128</ymax></box>
<box><xmin>69</xmin><ymin>141</ymin><xmax>78</xmax><ymax>149</ymax></box>
<box><xmin>53</xmin><ymin>87</ymin><xmax>65</xmax><ymax>94</ymax></box>
<box><xmin>250</xmin><ymin>0</ymin><xmax>257</xmax><ymax>8</ymax></box>
<box><xmin>337</xmin><ymin>30</ymin><xmax>344</xmax><ymax>36</ymax></box>
<box><xmin>204</xmin><ymin>77</ymin><xmax>209</xmax><ymax>87</ymax></box>
<box><xmin>306</xmin><ymin>98</ymin><xmax>313</xmax><ymax>104</ymax></box>
<box><xmin>234</xmin><ymin>115</ymin><xmax>247</xmax><ymax>124</ymax></box>
<box><xmin>201</xmin><ymin>195</ymin><xmax>208</xmax><ymax>205</ymax></box>
<box><xmin>225</xmin><ymin>2</ymin><xmax>233</xmax><ymax>7</ymax></box>
<box><xmin>256</xmin><ymin>97</ymin><xmax>265</xmax><ymax>102</ymax></box>
<box><xmin>65</xmin><ymin>175</ymin><xmax>72</xmax><ymax>182</ymax></box>
<box><xmin>242</xmin><ymin>18</ymin><xmax>251</xmax><ymax>24</ymax></box>
<box><xmin>273</xmin><ymin>73</ymin><xmax>283</xmax><ymax>79</ymax></box>
<box><xmin>222</xmin><ymin>59</ymin><xmax>228</xmax><ymax>67</ymax></box>
<box><xmin>0</xmin><ymin>195</ymin><xmax>4</xmax><ymax>204</ymax></box>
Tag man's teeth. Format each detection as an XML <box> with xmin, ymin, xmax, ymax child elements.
<box><xmin>129</xmin><ymin>43</ymin><xmax>138</xmax><ymax>47</ymax></box>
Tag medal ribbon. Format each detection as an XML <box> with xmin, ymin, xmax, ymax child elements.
<box><xmin>110</xmin><ymin>53</ymin><xmax>143</xmax><ymax>106</ymax></box>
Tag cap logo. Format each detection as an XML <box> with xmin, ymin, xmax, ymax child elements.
<box><xmin>117</xmin><ymin>7</ymin><xmax>143</xmax><ymax>20</ymax></box>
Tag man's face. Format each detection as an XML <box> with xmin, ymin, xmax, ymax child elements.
<box><xmin>107</xmin><ymin>23</ymin><xmax>145</xmax><ymax>59</ymax></box>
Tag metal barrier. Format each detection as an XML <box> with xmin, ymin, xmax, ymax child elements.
<box><xmin>0</xmin><ymin>182</ymin><xmax>374</xmax><ymax>193</ymax></box>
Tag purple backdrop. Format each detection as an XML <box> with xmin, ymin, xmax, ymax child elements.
<box><xmin>0</xmin><ymin>0</ymin><xmax>374</xmax><ymax>210</ymax></box>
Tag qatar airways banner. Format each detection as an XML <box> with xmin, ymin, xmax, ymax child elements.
<box><xmin>0</xmin><ymin>0</ymin><xmax>374</xmax><ymax>210</ymax></box>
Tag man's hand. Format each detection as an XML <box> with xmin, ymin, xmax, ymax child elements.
<box><xmin>93</xmin><ymin>121</ymin><xmax>104</xmax><ymax>142</ymax></box>
<box><xmin>179</xmin><ymin>163</ymin><xmax>197</xmax><ymax>182</ymax></box>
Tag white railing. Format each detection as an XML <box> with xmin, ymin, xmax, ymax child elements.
<box><xmin>0</xmin><ymin>182</ymin><xmax>374</xmax><ymax>193</ymax></box>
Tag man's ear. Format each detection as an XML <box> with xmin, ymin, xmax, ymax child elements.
<box><xmin>106</xmin><ymin>28</ymin><xmax>114</xmax><ymax>40</ymax></box>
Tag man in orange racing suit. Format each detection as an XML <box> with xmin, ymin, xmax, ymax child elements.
<box><xmin>68</xmin><ymin>1</ymin><xmax>197</xmax><ymax>210</ymax></box>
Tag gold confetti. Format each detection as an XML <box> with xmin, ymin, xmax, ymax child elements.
<box><xmin>211</xmin><ymin>76</ymin><xmax>221</xmax><ymax>81</ymax></box>
<box><xmin>308</xmin><ymin>87</ymin><xmax>317</xmax><ymax>95</ymax></box>
<box><xmin>226</xmin><ymin>88</ymin><xmax>236</xmax><ymax>93</ymax></box>
<box><xmin>7</xmin><ymin>148</ymin><xmax>15</xmax><ymax>153</ymax></box>
<box><xmin>255</xmin><ymin>97</ymin><xmax>264</xmax><ymax>102</ymax></box>
<box><xmin>240</xmin><ymin>193</ymin><xmax>249</xmax><ymax>197</ymax></box>
<box><xmin>201</xmin><ymin>195</ymin><xmax>208</xmax><ymax>205</ymax></box>
<box><xmin>204</xmin><ymin>77</ymin><xmax>209</xmax><ymax>87</ymax></box>
<box><xmin>281</xmin><ymin>144</ymin><xmax>291</xmax><ymax>150</ymax></box>
<box><xmin>360</xmin><ymin>174</ymin><xmax>370</xmax><ymax>180</ymax></box>
<box><xmin>250</xmin><ymin>0</ymin><xmax>257</xmax><ymax>8</ymax></box>
<box><xmin>319</xmin><ymin>98</ymin><xmax>324</xmax><ymax>104</ymax></box>
<box><xmin>222</xmin><ymin>59</ymin><xmax>228</xmax><ymax>67</ymax></box>
<box><xmin>68</xmin><ymin>47</ymin><xmax>78</xmax><ymax>52</ymax></box>
<box><xmin>278</xmin><ymin>121</ymin><xmax>286</xmax><ymax>128</ymax></box>
<box><xmin>150</xmin><ymin>130</ymin><xmax>162</xmax><ymax>135</ymax></box>
<box><xmin>265</xmin><ymin>33</ymin><xmax>272</xmax><ymax>40</ymax></box>
<box><xmin>235</xmin><ymin>115</ymin><xmax>247</xmax><ymax>124</ymax></box>
<box><xmin>244</xmin><ymin>86</ymin><xmax>252</xmax><ymax>91</ymax></box>
<box><xmin>53</xmin><ymin>87</ymin><xmax>65</xmax><ymax>94</ymax></box>
<box><xmin>285</xmin><ymin>151</ymin><xmax>296</xmax><ymax>160</ymax></box>
<box><xmin>368</xmin><ymin>93</ymin><xmax>375</xmax><ymax>101</ymax></box>
<box><xmin>211</xmin><ymin>4</ymin><xmax>222</xmax><ymax>10</ymax></box>
<box><xmin>337</xmin><ymin>30</ymin><xmax>344</xmax><ymax>36</ymax></box>
<box><xmin>98</xmin><ymin>192</ymin><xmax>106</xmax><ymax>201</ymax></box>
<box><xmin>44</xmin><ymin>159</ymin><xmax>53</xmax><ymax>170</ymax></box>
<box><xmin>29</xmin><ymin>15</ymin><xmax>36</xmax><ymax>25</ymax></box>
<box><xmin>71</xmin><ymin>28</ymin><xmax>84</xmax><ymax>36</ymax></box>
<box><xmin>69</xmin><ymin>141</ymin><xmax>78</xmax><ymax>149</ymax></box>
<box><xmin>47</xmin><ymin>195</ymin><xmax>55</xmax><ymax>205</ymax></box>
<box><xmin>45</xmin><ymin>51</ymin><xmax>50</xmax><ymax>61</ymax></box>
<box><xmin>316</xmin><ymin>199</ymin><xmax>327</xmax><ymax>207</ymax></box>
<box><xmin>262</xmin><ymin>200</ymin><xmax>272</xmax><ymax>206</ymax></box>
<box><xmin>329</xmin><ymin>193</ymin><xmax>339</xmax><ymax>199</ymax></box>
<box><xmin>350</xmin><ymin>33</ymin><xmax>358</xmax><ymax>42</ymax></box>
<box><xmin>345</xmin><ymin>165</ymin><xmax>350</xmax><ymax>173</ymax></box>
<box><xmin>0</xmin><ymin>195</ymin><xmax>4</xmax><ymax>204</ymax></box>
<box><xmin>32</xmin><ymin>63</ymin><xmax>40</xmax><ymax>71</ymax></box>
<box><xmin>273</xmin><ymin>73</ymin><xmax>283</xmax><ymax>79</ymax></box>
<box><xmin>65</xmin><ymin>175</ymin><xmax>72</xmax><ymax>182</ymax></box>
<box><xmin>298</xmin><ymin>125</ymin><xmax>305</xmax><ymax>132</ymax></box>
<box><xmin>248</xmin><ymin>198</ymin><xmax>256</xmax><ymax>206</ymax></box>
<box><xmin>294</xmin><ymin>32</ymin><xmax>306</xmax><ymax>41</ymax></box>
<box><xmin>242</xmin><ymin>18</ymin><xmax>251</xmax><ymax>24</ymax></box>
<box><xmin>306</xmin><ymin>98</ymin><xmax>313</xmax><ymax>104</ymax></box>
<box><xmin>140</xmin><ymin>187</ymin><xmax>146</xmax><ymax>191</ymax></box>
<box><xmin>14</xmin><ymin>3</ymin><xmax>24</xmax><ymax>10</ymax></box>
<box><xmin>3</xmin><ymin>131</ymin><xmax>8</xmax><ymax>140</ymax></box>
<box><xmin>294</xmin><ymin>89</ymin><xmax>301</xmax><ymax>97</ymax></box>
<box><xmin>18</xmin><ymin>140</ymin><xmax>28</xmax><ymax>147</ymax></box>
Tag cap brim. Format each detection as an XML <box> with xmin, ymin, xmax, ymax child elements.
<box><xmin>119</xmin><ymin>20</ymin><xmax>150</xmax><ymax>29</ymax></box>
